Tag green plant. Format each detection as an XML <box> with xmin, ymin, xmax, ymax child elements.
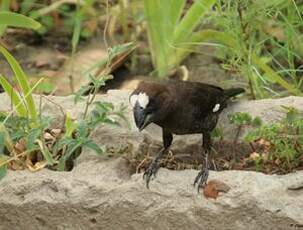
<box><xmin>28</xmin><ymin>0</ymin><xmax>98</xmax><ymax>38</ymax></box>
<box><xmin>244</xmin><ymin>107</ymin><xmax>303</xmax><ymax>172</ymax></box>
<box><xmin>207</xmin><ymin>0</ymin><xmax>303</xmax><ymax>98</ymax></box>
<box><xmin>143</xmin><ymin>0</ymin><xmax>216</xmax><ymax>77</ymax></box>
<box><xmin>0</xmin><ymin>11</ymin><xmax>41</xmax><ymax>35</ymax></box>
<box><xmin>0</xmin><ymin>74</ymin><xmax>128</xmax><ymax>178</ymax></box>
<box><xmin>0</xmin><ymin>32</ymin><xmax>128</xmax><ymax>178</ymax></box>
<box><xmin>0</xmin><ymin>46</ymin><xmax>39</xmax><ymax>120</ymax></box>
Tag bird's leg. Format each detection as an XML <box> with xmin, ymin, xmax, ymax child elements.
<box><xmin>194</xmin><ymin>132</ymin><xmax>211</xmax><ymax>192</ymax></box>
<box><xmin>143</xmin><ymin>130</ymin><xmax>173</xmax><ymax>189</ymax></box>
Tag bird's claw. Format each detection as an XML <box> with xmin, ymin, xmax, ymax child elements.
<box><xmin>143</xmin><ymin>161</ymin><xmax>159</xmax><ymax>189</ymax></box>
<box><xmin>193</xmin><ymin>168</ymin><xmax>209</xmax><ymax>192</ymax></box>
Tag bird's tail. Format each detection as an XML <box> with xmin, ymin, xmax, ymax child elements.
<box><xmin>224</xmin><ymin>88</ymin><xmax>245</xmax><ymax>98</ymax></box>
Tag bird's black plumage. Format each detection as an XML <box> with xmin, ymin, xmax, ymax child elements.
<box><xmin>130</xmin><ymin>80</ymin><xmax>244</xmax><ymax>190</ymax></box>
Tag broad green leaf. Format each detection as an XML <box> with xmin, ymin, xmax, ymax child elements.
<box><xmin>0</xmin><ymin>0</ymin><xmax>10</xmax><ymax>11</ymax></box>
<box><xmin>0</xmin><ymin>75</ymin><xmax>27</xmax><ymax>117</ymax></box>
<box><xmin>173</xmin><ymin>0</ymin><xmax>216</xmax><ymax>45</ymax></box>
<box><xmin>0</xmin><ymin>12</ymin><xmax>41</xmax><ymax>29</ymax></box>
<box><xmin>0</xmin><ymin>0</ymin><xmax>10</xmax><ymax>36</ymax></box>
<box><xmin>143</xmin><ymin>0</ymin><xmax>171</xmax><ymax>76</ymax></box>
<box><xmin>143</xmin><ymin>0</ymin><xmax>216</xmax><ymax>77</ymax></box>
<box><xmin>27</xmin><ymin>128</ymin><xmax>41</xmax><ymax>151</ymax></box>
<box><xmin>169</xmin><ymin>0</ymin><xmax>185</xmax><ymax>28</ymax></box>
<box><xmin>0</xmin><ymin>46</ymin><xmax>37</xmax><ymax>119</ymax></box>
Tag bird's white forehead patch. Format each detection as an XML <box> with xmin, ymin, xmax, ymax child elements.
<box><xmin>130</xmin><ymin>92</ymin><xmax>149</xmax><ymax>109</ymax></box>
<box><xmin>138</xmin><ymin>92</ymin><xmax>149</xmax><ymax>108</ymax></box>
<box><xmin>213</xmin><ymin>103</ymin><xmax>220</xmax><ymax>112</ymax></box>
<box><xmin>130</xmin><ymin>94</ymin><xmax>138</xmax><ymax>108</ymax></box>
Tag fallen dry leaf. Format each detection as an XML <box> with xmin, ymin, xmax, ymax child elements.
<box><xmin>43</xmin><ymin>132</ymin><xmax>55</xmax><ymax>141</ymax></box>
<box><xmin>203</xmin><ymin>179</ymin><xmax>231</xmax><ymax>199</ymax></box>
<box><xmin>14</xmin><ymin>138</ymin><xmax>26</xmax><ymax>153</ymax></box>
<box><xmin>26</xmin><ymin>159</ymin><xmax>48</xmax><ymax>172</ymax></box>
<box><xmin>249</xmin><ymin>152</ymin><xmax>260</xmax><ymax>161</ymax></box>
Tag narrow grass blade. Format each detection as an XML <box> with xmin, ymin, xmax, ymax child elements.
<box><xmin>188</xmin><ymin>30</ymin><xmax>301</xmax><ymax>95</ymax></box>
<box><xmin>252</xmin><ymin>55</ymin><xmax>302</xmax><ymax>96</ymax></box>
<box><xmin>36</xmin><ymin>139</ymin><xmax>55</xmax><ymax>166</ymax></box>
<box><xmin>0</xmin><ymin>12</ymin><xmax>41</xmax><ymax>29</ymax></box>
<box><xmin>30</xmin><ymin>0</ymin><xmax>83</xmax><ymax>19</ymax></box>
<box><xmin>71</xmin><ymin>8</ymin><xmax>82</xmax><ymax>55</ymax></box>
<box><xmin>0</xmin><ymin>75</ymin><xmax>27</xmax><ymax>117</ymax></box>
<box><xmin>0</xmin><ymin>46</ymin><xmax>37</xmax><ymax>119</ymax></box>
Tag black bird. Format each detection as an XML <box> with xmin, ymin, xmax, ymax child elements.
<box><xmin>129</xmin><ymin>80</ymin><xmax>244</xmax><ymax>190</ymax></box>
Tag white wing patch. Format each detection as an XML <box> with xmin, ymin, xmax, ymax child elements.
<box><xmin>213</xmin><ymin>103</ymin><xmax>220</xmax><ymax>112</ymax></box>
<box><xmin>130</xmin><ymin>92</ymin><xmax>149</xmax><ymax>109</ymax></box>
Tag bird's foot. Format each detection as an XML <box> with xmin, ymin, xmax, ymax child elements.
<box><xmin>143</xmin><ymin>161</ymin><xmax>160</xmax><ymax>189</ymax></box>
<box><xmin>193</xmin><ymin>167</ymin><xmax>209</xmax><ymax>192</ymax></box>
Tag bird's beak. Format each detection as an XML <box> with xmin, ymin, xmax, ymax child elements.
<box><xmin>133</xmin><ymin>102</ymin><xmax>152</xmax><ymax>131</ymax></box>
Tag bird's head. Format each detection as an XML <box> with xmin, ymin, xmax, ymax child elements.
<box><xmin>129</xmin><ymin>81</ymin><xmax>172</xmax><ymax>131</ymax></box>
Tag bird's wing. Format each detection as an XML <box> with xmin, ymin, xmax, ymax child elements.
<box><xmin>173</xmin><ymin>82</ymin><xmax>225</xmax><ymax>115</ymax></box>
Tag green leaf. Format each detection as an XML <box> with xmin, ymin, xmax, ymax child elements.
<box><xmin>251</xmin><ymin>55</ymin><xmax>302</xmax><ymax>96</ymax></box>
<box><xmin>64</xmin><ymin>113</ymin><xmax>78</xmax><ymax>138</ymax></box>
<box><xmin>228</xmin><ymin>112</ymin><xmax>253</xmax><ymax>126</ymax></box>
<box><xmin>21</xmin><ymin>0</ymin><xmax>37</xmax><ymax>14</ymax></box>
<box><xmin>173</xmin><ymin>0</ymin><xmax>216</xmax><ymax>45</ymax></box>
<box><xmin>35</xmin><ymin>81</ymin><xmax>55</xmax><ymax>94</ymax></box>
<box><xmin>143</xmin><ymin>0</ymin><xmax>216</xmax><ymax>77</ymax></box>
<box><xmin>57</xmin><ymin>140</ymin><xmax>80</xmax><ymax>171</ymax></box>
<box><xmin>77</xmin><ymin>120</ymin><xmax>88</xmax><ymax>138</ymax></box>
<box><xmin>188</xmin><ymin>30</ymin><xmax>302</xmax><ymax>96</ymax></box>
<box><xmin>0</xmin><ymin>131</ymin><xmax>5</xmax><ymax>154</ymax></box>
<box><xmin>71</xmin><ymin>15</ymin><xmax>82</xmax><ymax>55</ymax></box>
<box><xmin>0</xmin><ymin>0</ymin><xmax>10</xmax><ymax>36</ymax></box>
<box><xmin>40</xmin><ymin>146</ymin><xmax>54</xmax><ymax>166</ymax></box>
<box><xmin>84</xmin><ymin>140</ymin><xmax>104</xmax><ymax>155</ymax></box>
<box><xmin>252</xmin><ymin>117</ymin><xmax>262</xmax><ymax>127</ymax></box>
<box><xmin>27</xmin><ymin>128</ymin><xmax>41</xmax><ymax>151</ymax></box>
<box><xmin>0</xmin><ymin>75</ymin><xmax>27</xmax><ymax>117</ymax></box>
<box><xmin>0</xmin><ymin>123</ymin><xmax>14</xmax><ymax>153</ymax></box>
<box><xmin>0</xmin><ymin>154</ymin><xmax>7</xmax><ymax>180</ymax></box>
<box><xmin>0</xmin><ymin>12</ymin><xmax>41</xmax><ymax>29</ymax></box>
<box><xmin>0</xmin><ymin>46</ymin><xmax>37</xmax><ymax>120</ymax></box>
<box><xmin>0</xmin><ymin>0</ymin><xmax>10</xmax><ymax>11</ymax></box>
